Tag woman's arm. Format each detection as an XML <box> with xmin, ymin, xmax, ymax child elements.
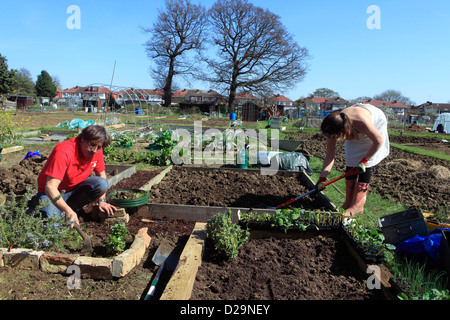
<box><xmin>320</xmin><ymin>137</ymin><xmax>337</xmax><ymax>179</ymax></box>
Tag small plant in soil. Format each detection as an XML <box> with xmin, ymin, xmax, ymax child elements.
<box><xmin>239</xmin><ymin>208</ymin><xmax>342</xmax><ymax>232</ymax></box>
<box><xmin>0</xmin><ymin>188</ymin><xmax>78</xmax><ymax>251</ymax></box>
<box><xmin>206</xmin><ymin>210</ymin><xmax>249</xmax><ymax>259</ymax></box>
<box><xmin>343</xmin><ymin>218</ymin><xmax>395</xmax><ymax>255</ymax></box>
<box><xmin>106</xmin><ymin>223</ymin><xmax>129</xmax><ymax>255</ymax></box>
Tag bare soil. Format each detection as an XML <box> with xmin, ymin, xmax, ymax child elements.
<box><xmin>149</xmin><ymin>167</ymin><xmax>326</xmax><ymax>210</ymax></box>
<box><xmin>192</xmin><ymin>235</ymin><xmax>385</xmax><ymax>300</ymax></box>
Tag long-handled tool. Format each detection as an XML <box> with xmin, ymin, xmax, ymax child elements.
<box><xmin>268</xmin><ymin>166</ymin><xmax>361</xmax><ymax>210</ymax></box>
<box><xmin>144</xmin><ymin>241</ymin><xmax>174</xmax><ymax>300</ymax></box>
<box><xmin>73</xmin><ymin>223</ymin><xmax>93</xmax><ymax>254</ymax></box>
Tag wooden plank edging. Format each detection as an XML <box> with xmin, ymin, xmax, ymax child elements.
<box><xmin>159</xmin><ymin>222</ymin><xmax>206</xmax><ymax>300</ymax></box>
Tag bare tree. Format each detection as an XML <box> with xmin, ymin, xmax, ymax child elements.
<box><xmin>373</xmin><ymin>89</ymin><xmax>415</xmax><ymax>106</ymax></box>
<box><xmin>203</xmin><ymin>0</ymin><xmax>310</xmax><ymax>111</ymax></box>
<box><xmin>143</xmin><ymin>0</ymin><xmax>208</xmax><ymax>107</ymax></box>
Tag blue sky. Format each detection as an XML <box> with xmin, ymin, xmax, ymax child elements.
<box><xmin>1</xmin><ymin>0</ymin><xmax>449</xmax><ymax>104</ymax></box>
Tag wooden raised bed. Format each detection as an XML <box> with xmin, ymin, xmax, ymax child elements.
<box><xmin>157</xmin><ymin>222</ymin><xmax>395</xmax><ymax>300</ymax></box>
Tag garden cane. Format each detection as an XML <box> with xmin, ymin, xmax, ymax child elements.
<box><xmin>268</xmin><ymin>166</ymin><xmax>361</xmax><ymax>210</ymax></box>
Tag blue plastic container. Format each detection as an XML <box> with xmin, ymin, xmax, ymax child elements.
<box><xmin>230</xmin><ymin>113</ymin><xmax>237</xmax><ymax>120</ymax></box>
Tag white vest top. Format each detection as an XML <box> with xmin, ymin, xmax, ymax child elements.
<box><xmin>344</xmin><ymin>104</ymin><xmax>390</xmax><ymax>168</ymax></box>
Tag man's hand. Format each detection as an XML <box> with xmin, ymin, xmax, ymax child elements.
<box><xmin>65</xmin><ymin>211</ymin><xmax>80</xmax><ymax>228</ymax></box>
<box><xmin>98</xmin><ymin>200</ymin><xmax>117</xmax><ymax>216</ymax></box>
<box><xmin>358</xmin><ymin>157</ymin><xmax>370</xmax><ymax>173</ymax></box>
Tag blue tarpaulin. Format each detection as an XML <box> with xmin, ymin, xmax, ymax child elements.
<box><xmin>23</xmin><ymin>150</ymin><xmax>41</xmax><ymax>160</ymax></box>
<box><xmin>395</xmin><ymin>228</ymin><xmax>450</xmax><ymax>262</ymax></box>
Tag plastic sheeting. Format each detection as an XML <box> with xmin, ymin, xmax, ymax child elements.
<box><xmin>23</xmin><ymin>150</ymin><xmax>41</xmax><ymax>160</ymax></box>
<box><xmin>395</xmin><ymin>228</ymin><xmax>450</xmax><ymax>262</ymax></box>
<box><xmin>269</xmin><ymin>152</ymin><xmax>312</xmax><ymax>175</ymax></box>
<box><xmin>56</xmin><ymin>118</ymin><xmax>94</xmax><ymax>129</ymax></box>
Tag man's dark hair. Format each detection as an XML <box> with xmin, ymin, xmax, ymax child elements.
<box><xmin>78</xmin><ymin>125</ymin><xmax>111</xmax><ymax>148</ymax></box>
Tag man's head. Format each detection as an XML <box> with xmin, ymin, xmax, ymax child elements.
<box><xmin>78</xmin><ymin>125</ymin><xmax>111</xmax><ymax>156</ymax></box>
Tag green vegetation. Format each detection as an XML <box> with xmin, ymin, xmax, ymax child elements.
<box><xmin>391</xmin><ymin>142</ymin><xmax>450</xmax><ymax>162</ymax></box>
<box><xmin>388</xmin><ymin>257</ymin><xmax>448</xmax><ymax>300</ymax></box>
<box><xmin>206</xmin><ymin>210</ymin><xmax>249</xmax><ymax>259</ymax></box>
<box><xmin>106</xmin><ymin>223</ymin><xmax>129</xmax><ymax>255</ymax></box>
<box><xmin>0</xmin><ymin>188</ymin><xmax>80</xmax><ymax>251</ymax></box>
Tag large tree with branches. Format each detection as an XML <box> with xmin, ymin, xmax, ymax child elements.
<box><xmin>203</xmin><ymin>0</ymin><xmax>310</xmax><ymax>111</ymax></box>
<box><xmin>143</xmin><ymin>0</ymin><xmax>208</xmax><ymax>108</ymax></box>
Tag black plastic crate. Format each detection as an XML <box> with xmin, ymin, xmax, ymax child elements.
<box><xmin>378</xmin><ymin>208</ymin><xmax>429</xmax><ymax>245</ymax></box>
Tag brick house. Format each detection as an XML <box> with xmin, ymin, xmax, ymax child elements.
<box><xmin>362</xmin><ymin>99</ymin><xmax>411</xmax><ymax>116</ymax></box>
<box><xmin>172</xmin><ymin>89</ymin><xmax>226</xmax><ymax>113</ymax></box>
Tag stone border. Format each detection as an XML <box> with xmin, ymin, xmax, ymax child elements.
<box><xmin>0</xmin><ymin>227</ymin><xmax>151</xmax><ymax>280</ymax></box>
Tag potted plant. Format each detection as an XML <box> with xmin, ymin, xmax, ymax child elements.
<box><xmin>108</xmin><ymin>189</ymin><xmax>149</xmax><ymax>208</ymax></box>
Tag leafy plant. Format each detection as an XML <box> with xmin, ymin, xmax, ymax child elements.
<box><xmin>343</xmin><ymin>218</ymin><xmax>395</xmax><ymax>255</ymax></box>
<box><xmin>114</xmin><ymin>134</ymin><xmax>134</xmax><ymax>148</ymax></box>
<box><xmin>0</xmin><ymin>188</ymin><xmax>77</xmax><ymax>251</ymax></box>
<box><xmin>106</xmin><ymin>223</ymin><xmax>128</xmax><ymax>254</ymax></box>
<box><xmin>398</xmin><ymin>289</ymin><xmax>450</xmax><ymax>300</ymax></box>
<box><xmin>206</xmin><ymin>210</ymin><xmax>249</xmax><ymax>259</ymax></box>
<box><xmin>239</xmin><ymin>208</ymin><xmax>342</xmax><ymax>233</ymax></box>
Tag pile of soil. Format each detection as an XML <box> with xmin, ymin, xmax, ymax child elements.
<box><xmin>149</xmin><ymin>167</ymin><xmax>326</xmax><ymax>210</ymax></box>
<box><xmin>192</xmin><ymin>235</ymin><xmax>385</xmax><ymax>300</ymax></box>
<box><xmin>0</xmin><ymin>156</ymin><xmax>47</xmax><ymax>195</ymax></box>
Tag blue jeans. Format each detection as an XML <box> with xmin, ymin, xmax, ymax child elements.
<box><xmin>27</xmin><ymin>176</ymin><xmax>109</xmax><ymax>219</ymax></box>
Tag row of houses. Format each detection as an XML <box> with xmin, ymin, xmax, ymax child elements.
<box><xmin>10</xmin><ymin>85</ymin><xmax>447</xmax><ymax>122</ymax></box>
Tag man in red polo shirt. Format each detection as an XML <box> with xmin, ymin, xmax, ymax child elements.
<box><xmin>28</xmin><ymin>125</ymin><xmax>116</xmax><ymax>227</ymax></box>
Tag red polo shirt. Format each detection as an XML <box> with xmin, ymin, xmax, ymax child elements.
<box><xmin>37</xmin><ymin>136</ymin><xmax>105</xmax><ymax>193</ymax></box>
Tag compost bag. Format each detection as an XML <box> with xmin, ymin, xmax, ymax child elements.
<box><xmin>270</xmin><ymin>152</ymin><xmax>312</xmax><ymax>174</ymax></box>
<box><xmin>395</xmin><ymin>228</ymin><xmax>450</xmax><ymax>262</ymax></box>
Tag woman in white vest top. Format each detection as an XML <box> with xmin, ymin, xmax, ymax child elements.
<box><xmin>316</xmin><ymin>104</ymin><xmax>390</xmax><ymax>217</ymax></box>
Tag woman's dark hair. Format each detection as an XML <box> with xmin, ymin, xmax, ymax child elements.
<box><xmin>78</xmin><ymin>125</ymin><xmax>111</xmax><ymax>148</ymax></box>
<box><xmin>320</xmin><ymin>111</ymin><xmax>352</xmax><ymax>139</ymax></box>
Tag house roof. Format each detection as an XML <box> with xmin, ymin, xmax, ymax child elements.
<box><xmin>118</xmin><ymin>88</ymin><xmax>163</xmax><ymax>96</ymax></box>
<box><xmin>236</xmin><ymin>91</ymin><xmax>259</xmax><ymax>100</ymax></box>
<box><xmin>416</xmin><ymin>102</ymin><xmax>450</xmax><ymax>112</ymax></box>
<box><xmin>363</xmin><ymin>99</ymin><xmax>411</xmax><ymax>109</ymax></box>
<box><xmin>63</xmin><ymin>86</ymin><xmax>112</xmax><ymax>94</ymax></box>
<box><xmin>266</xmin><ymin>94</ymin><xmax>292</xmax><ymax>103</ymax></box>
<box><xmin>173</xmin><ymin>89</ymin><xmax>224</xmax><ymax>98</ymax></box>
<box><xmin>302</xmin><ymin>96</ymin><xmax>348</xmax><ymax>105</ymax></box>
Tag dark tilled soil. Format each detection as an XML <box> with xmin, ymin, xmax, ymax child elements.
<box><xmin>148</xmin><ymin>167</ymin><xmax>326</xmax><ymax>210</ymax></box>
<box><xmin>192</xmin><ymin>235</ymin><xmax>385</xmax><ymax>300</ymax></box>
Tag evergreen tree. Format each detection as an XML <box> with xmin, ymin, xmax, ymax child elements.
<box><xmin>0</xmin><ymin>54</ymin><xmax>17</xmax><ymax>95</ymax></box>
<box><xmin>35</xmin><ymin>70</ymin><xmax>56</xmax><ymax>99</ymax></box>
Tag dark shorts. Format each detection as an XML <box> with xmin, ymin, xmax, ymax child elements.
<box><xmin>345</xmin><ymin>166</ymin><xmax>372</xmax><ymax>183</ymax></box>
